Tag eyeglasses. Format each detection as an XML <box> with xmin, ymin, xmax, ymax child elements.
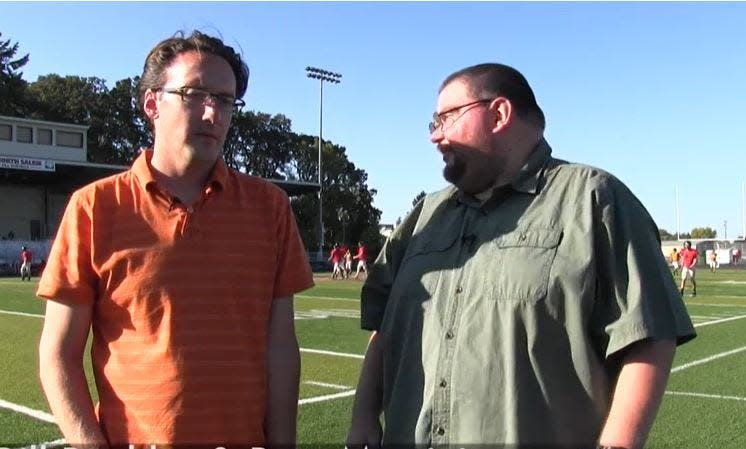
<box><xmin>429</xmin><ymin>98</ymin><xmax>494</xmax><ymax>133</ymax></box>
<box><xmin>158</xmin><ymin>86</ymin><xmax>245</xmax><ymax>113</ymax></box>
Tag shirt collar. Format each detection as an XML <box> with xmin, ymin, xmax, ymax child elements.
<box><xmin>509</xmin><ymin>137</ymin><xmax>553</xmax><ymax>195</ymax></box>
<box><xmin>131</xmin><ymin>149</ymin><xmax>228</xmax><ymax>193</ymax></box>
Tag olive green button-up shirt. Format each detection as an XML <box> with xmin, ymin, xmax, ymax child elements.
<box><xmin>361</xmin><ymin>139</ymin><xmax>695</xmax><ymax>447</ymax></box>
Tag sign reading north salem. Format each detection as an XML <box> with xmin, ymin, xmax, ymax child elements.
<box><xmin>0</xmin><ymin>156</ymin><xmax>56</xmax><ymax>172</ymax></box>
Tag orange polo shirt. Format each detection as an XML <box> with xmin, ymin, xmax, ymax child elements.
<box><xmin>38</xmin><ymin>150</ymin><xmax>314</xmax><ymax>445</ymax></box>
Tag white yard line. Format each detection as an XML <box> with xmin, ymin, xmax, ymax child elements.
<box><xmin>693</xmin><ymin>314</ymin><xmax>746</xmax><ymax>328</ymax></box>
<box><xmin>686</xmin><ymin>302</ymin><xmax>746</xmax><ymax>308</ymax></box>
<box><xmin>305</xmin><ymin>381</ymin><xmax>352</xmax><ymax>390</ymax></box>
<box><xmin>665</xmin><ymin>391</ymin><xmax>746</xmax><ymax>402</ymax></box>
<box><xmin>296</xmin><ymin>294</ymin><xmax>359</xmax><ymax>302</ymax></box>
<box><xmin>300</xmin><ymin>347</ymin><xmax>365</xmax><ymax>360</ymax></box>
<box><xmin>299</xmin><ymin>389</ymin><xmax>356</xmax><ymax>405</ymax></box>
<box><xmin>0</xmin><ymin>309</ymin><xmax>43</xmax><ymax>318</ymax></box>
<box><xmin>20</xmin><ymin>438</ymin><xmax>67</xmax><ymax>449</ymax></box>
<box><xmin>0</xmin><ymin>398</ymin><xmax>55</xmax><ymax>423</ymax></box>
<box><xmin>671</xmin><ymin>345</ymin><xmax>746</xmax><ymax>373</ymax></box>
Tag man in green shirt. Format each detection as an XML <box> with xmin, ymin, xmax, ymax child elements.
<box><xmin>347</xmin><ymin>63</ymin><xmax>695</xmax><ymax>449</ymax></box>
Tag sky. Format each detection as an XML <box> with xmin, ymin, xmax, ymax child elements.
<box><xmin>2</xmin><ymin>2</ymin><xmax>746</xmax><ymax>238</ymax></box>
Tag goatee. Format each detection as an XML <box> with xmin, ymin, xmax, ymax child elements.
<box><xmin>443</xmin><ymin>153</ymin><xmax>466</xmax><ymax>185</ymax></box>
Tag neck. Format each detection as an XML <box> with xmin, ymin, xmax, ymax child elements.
<box><xmin>494</xmin><ymin>126</ymin><xmax>544</xmax><ymax>187</ymax></box>
<box><xmin>150</xmin><ymin>146</ymin><xmax>216</xmax><ymax>205</ymax></box>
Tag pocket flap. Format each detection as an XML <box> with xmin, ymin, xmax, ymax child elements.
<box><xmin>495</xmin><ymin>228</ymin><xmax>562</xmax><ymax>249</ymax></box>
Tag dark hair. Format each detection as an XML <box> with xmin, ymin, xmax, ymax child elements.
<box><xmin>138</xmin><ymin>30</ymin><xmax>250</xmax><ymax>113</ymax></box>
<box><xmin>685</xmin><ymin>240</ymin><xmax>692</xmax><ymax>246</ymax></box>
<box><xmin>441</xmin><ymin>63</ymin><xmax>545</xmax><ymax>130</ymax></box>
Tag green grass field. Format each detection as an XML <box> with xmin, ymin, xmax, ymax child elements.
<box><xmin>1</xmin><ymin>268</ymin><xmax>745</xmax><ymax>448</ymax></box>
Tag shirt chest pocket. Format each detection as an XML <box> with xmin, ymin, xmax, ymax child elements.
<box><xmin>483</xmin><ymin>228</ymin><xmax>562</xmax><ymax>303</ymax></box>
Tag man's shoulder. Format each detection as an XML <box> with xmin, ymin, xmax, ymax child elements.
<box><xmin>226</xmin><ymin>170</ymin><xmax>290</xmax><ymax>203</ymax></box>
<box><xmin>548</xmin><ymin>158</ymin><xmax>622</xmax><ymax>189</ymax></box>
<box><xmin>422</xmin><ymin>185</ymin><xmax>458</xmax><ymax>206</ymax></box>
<box><xmin>69</xmin><ymin>168</ymin><xmax>135</xmax><ymax>202</ymax></box>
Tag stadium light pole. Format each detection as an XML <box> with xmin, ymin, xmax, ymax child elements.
<box><xmin>306</xmin><ymin>66</ymin><xmax>342</xmax><ymax>259</ymax></box>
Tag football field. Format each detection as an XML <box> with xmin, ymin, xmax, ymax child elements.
<box><xmin>0</xmin><ymin>268</ymin><xmax>745</xmax><ymax>448</ymax></box>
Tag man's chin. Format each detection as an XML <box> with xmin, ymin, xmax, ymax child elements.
<box><xmin>443</xmin><ymin>164</ymin><xmax>464</xmax><ymax>186</ymax></box>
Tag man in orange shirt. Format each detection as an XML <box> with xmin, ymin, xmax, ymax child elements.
<box><xmin>37</xmin><ymin>30</ymin><xmax>313</xmax><ymax>448</ymax></box>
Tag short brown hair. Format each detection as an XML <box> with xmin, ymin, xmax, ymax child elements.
<box><xmin>441</xmin><ymin>63</ymin><xmax>545</xmax><ymax>130</ymax></box>
<box><xmin>138</xmin><ymin>30</ymin><xmax>250</xmax><ymax>113</ymax></box>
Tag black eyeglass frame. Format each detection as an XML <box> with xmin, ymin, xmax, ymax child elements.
<box><xmin>157</xmin><ymin>86</ymin><xmax>246</xmax><ymax>112</ymax></box>
<box><xmin>429</xmin><ymin>98</ymin><xmax>495</xmax><ymax>133</ymax></box>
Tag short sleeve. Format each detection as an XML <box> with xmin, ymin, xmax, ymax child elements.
<box><xmin>361</xmin><ymin>199</ymin><xmax>424</xmax><ymax>331</ymax></box>
<box><xmin>272</xmin><ymin>191</ymin><xmax>314</xmax><ymax>299</ymax></box>
<box><xmin>36</xmin><ymin>189</ymin><xmax>99</xmax><ymax>305</ymax></box>
<box><xmin>590</xmin><ymin>178</ymin><xmax>696</xmax><ymax>358</ymax></box>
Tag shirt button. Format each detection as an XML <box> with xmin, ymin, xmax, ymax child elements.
<box><xmin>436</xmin><ymin>426</ymin><xmax>445</xmax><ymax>436</ymax></box>
<box><xmin>439</xmin><ymin>379</ymin><xmax>447</xmax><ymax>388</ymax></box>
<box><xmin>186</xmin><ymin>206</ymin><xmax>194</xmax><ymax>213</ymax></box>
<box><xmin>455</xmin><ymin>286</ymin><xmax>463</xmax><ymax>294</ymax></box>
<box><xmin>520</xmin><ymin>233</ymin><xmax>527</xmax><ymax>241</ymax></box>
<box><xmin>445</xmin><ymin>330</ymin><xmax>454</xmax><ymax>339</ymax></box>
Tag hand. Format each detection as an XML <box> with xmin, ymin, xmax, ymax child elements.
<box><xmin>346</xmin><ymin>413</ymin><xmax>382</xmax><ymax>449</ymax></box>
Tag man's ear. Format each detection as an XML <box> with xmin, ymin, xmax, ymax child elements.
<box><xmin>143</xmin><ymin>90</ymin><xmax>160</xmax><ymax>121</ymax></box>
<box><xmin>490</xmin><ymin>97</ymin><xmax>512</xmax><ymax>133</ymax></box>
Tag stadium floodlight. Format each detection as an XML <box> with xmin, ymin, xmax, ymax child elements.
<box><xmin>306</xmin><ymin>66</ymin><xmax>342</xmax><ymax>258</ymax></box>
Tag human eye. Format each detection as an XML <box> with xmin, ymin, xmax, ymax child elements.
<box><xmin>214</xmin><ymin>94</ymin><xmax>236</xmax><ymax>108</ymax></box>
<box><xmin>181</xmin><ymin>87</ymin><xmax>209</xmax><ymax>103</ymax></box>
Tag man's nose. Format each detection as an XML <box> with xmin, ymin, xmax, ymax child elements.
<box><xmin>430</xmin><ymin>126</ymin><xmax>444</xmax><ymax>144</ymax></box>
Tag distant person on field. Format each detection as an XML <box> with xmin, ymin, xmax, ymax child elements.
<box><xmin>669</xmin><ymin>247</ymin><xmax>680</xmax><ymax>274</ymax></box>
<box><xmin>679</xmin><ymin>240</ymin><xmax>698</xmax><ymax>296</ymax></box>
<box><xmin>347</xmin><ymin>63</ymin><xmax>695</xmax><ymax>449</ymax></box>
<box><xmin>344</xmin><ymin>246</ymin><xmax>354</xmax><ymax>279</ymax></box>
<box><xmin>20</xmin><ymin>245</ymin><xmax>32</xmax><ymax>281</ymax></box>
<box><xmin>353</xmin><ymin>241</ymin><xmax>368</xmax><ymax>279</ymax></box>
<box><xmin>709</xmin><ymin>249</ymin><xmax>719</xmax><ymax>273</ymax></box>
<box><xmin>37</xmin><ymin>30</ymin><xmax>313</xmax><ymax>448</ymax></box>
<box><xmin>329</xmin><ymin>243</ymin><xmax>344</xmax><ymax>279</ymax></box>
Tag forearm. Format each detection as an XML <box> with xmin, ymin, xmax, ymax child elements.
<box><xmin>39</xmin><ymin>353</ymin><xmax>107</xmax><ymax>447</ymax></box>
<box><xmin>265</xmin><ymin>332</ymin><xmax>301</xmax><ymax>446</ymax></box>
<box><xmin>350</xmin><ymin>332</ymin><xmax>384</xmax><ymax>422</ymax></box>
<box><xmin>598</xmin><ymin>339</ymin><xmax>676</xmax><ymax>449</ymax></box>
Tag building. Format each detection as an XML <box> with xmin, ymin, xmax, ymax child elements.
<box><xmin>0</xmin><ymin>115</ymin><xmax>318</xmax><ymax>273</ymax></box>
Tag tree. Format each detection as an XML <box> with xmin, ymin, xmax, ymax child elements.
<box><xmin>691</xmin><ymin>227</ymin><xmax>716</xmax><ymax>239</ymax></box>
<box><xmin>659</xmin><ymin>228</ymin><xmax>676</xmax><ymax>241</ymax></box>
<box><xmin>289</xmin><ymin>135</ymin><xmax>383</xmax><ymax>253</ymax></box>
<box><xmin>223</xmin><ymin>111</ymin><xmax>295</xmax><ymax>178</ymax></box>
<box><xmin>412</xmin><ymin>191</ymin><xmax>427</xmax><ymax>208</ymax></box>
<box><xmin>0</xmin><ymin>31</ymin><xmax>30</xmax><ymax>116</ymax></box>
<box><xmin>27</xmin><ymin>74</ymin><xmax>114</xmax><ymax>162</ymax></box>
<box><xmin>103</xmin><ymin>77</ymin><xmax>150</xmax><ymax>164</ymax></box>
